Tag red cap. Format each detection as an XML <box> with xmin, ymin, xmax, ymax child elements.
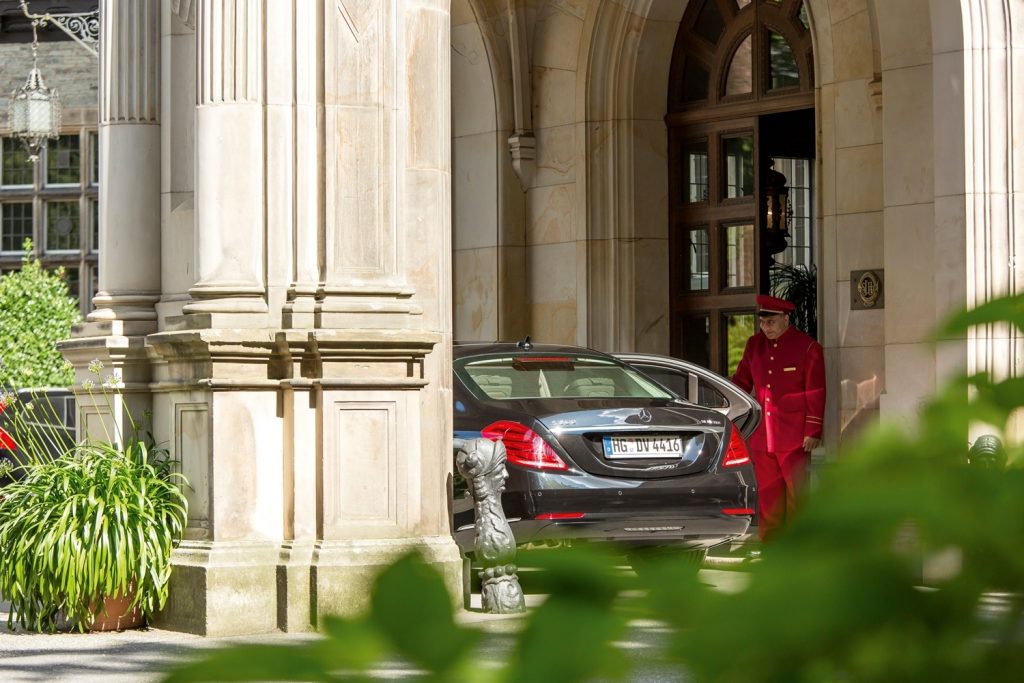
<box><xmin>756</xmin><ymin>294</ymin><xmax>795</xmax><ymax>314</ymax></box>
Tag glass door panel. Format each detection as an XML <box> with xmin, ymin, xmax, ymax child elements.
<box><xmin>723</xmin><ymin>135</ymin><xmax>754</xmax><ymax>198</ymax></box>
<box><xmin>680</xmin><ymin>314</ymin><xmax>711</xmax><ymax>370</ymax></box>
<box><xmin>684</xmin><ymin>141</ymin><xmax>709</xmax><ymax>203</ymax></box>
<box><xmin>771</xmin><ymin>156</ymin><xmax>813</xmax><ymax>268</ymax></box>
<box><xmin>685</xmin><ymin>226</ymin><xmax>710</xmax><ymax>291</ymax></box>
<box><xmin>723</xmin><ymin>222</ymin><xmax>755</xmax><ymax>288</ymax></box>
<box><xmin>725</xmin><ymin>312</ymin><xmax>755</xmax><ymax>376</ymax></box>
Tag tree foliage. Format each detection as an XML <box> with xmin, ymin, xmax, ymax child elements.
<box><xmin>0</xmin><ymin>241</ymin><xmax>80</xmax><ymax>388</ymax></box>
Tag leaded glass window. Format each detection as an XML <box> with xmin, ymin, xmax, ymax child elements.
<box><xmin>46</xmin><ymin>135</ymin><xmax>80</xmax><ymax>186</ymax></box>
<box><xmin>46</xmin><ymin>201</ymin><xmax>81</xmax><ymax>253</ymax></box>
<box><xmin>2</xmin><ymin>203</ymin><xmax>33</xmax><ymax>253</ymax></box>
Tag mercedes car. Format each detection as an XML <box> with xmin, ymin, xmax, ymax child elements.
<box><xmin>452</xmin><ymin>341</ymin><xmax>760</xmax><ymax>564</ymax></box>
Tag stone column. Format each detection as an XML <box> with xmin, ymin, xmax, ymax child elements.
<box><xmin>302</xmin><ymin>0</ymin><xmax>462</xmax><ymax>623</ymax></box>
<box><xmin>61</xmin><ymin>0</ymin><xmax>161</xmax><ymax>442</ymax></box>
<box><xmin>159</xmin><ymin>1</ymin><xmax>197</xmax><ymax>321</ymax></box>
<box><xmin>148</xmin><ymin>0</ymin><xmax>461</xmax><ymax>636</ymax></box>
<box><xmin>282</xmin><ymin>0</ymin><xmax>323</xmax><ymax>330</ymax></box>
<box><xmin>181</xmin><ymin>0</ymin><xmax>267</xmax><ymax>324</ymax></box>
<box><xmin>88</xmin><ymin>0</ymin><xmax>161</xmax><ymax>330</ymax></box>
<box><xmin>319</xmin><ymin>0</ymin><xmax>416</xmax><ymax>327</ymax></box>
<box><xmin>931</xmin><ymin>0</ymin><xmax>1024</xmax><ymax>440</ymax></box>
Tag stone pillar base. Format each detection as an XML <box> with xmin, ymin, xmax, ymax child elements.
<box><xmin>277</xmin><ymin>541</ymin><xmax>316</xmax><ymax>632</ymax></box>
<box><xmin>155</xmin><ymin>541</ymin><xmax>280</xmax><ymax>636</ymax></box>
<box><xmin>308</xmin><ymin>537</ymin><xmax>464</xmax><ymax>623</ymax></box>
<box><xmin>157</xmin><ymin>537</ymin><xmax>463</xmax><ymax>636</ymax></box>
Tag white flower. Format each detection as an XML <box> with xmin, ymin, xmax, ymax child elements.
<box><xmin>102</xmin><ymin>374</ymin><xmax>119</xmax><ymax>389</ymax></box>
<box><xmin>82</xmin><ymin>379</ymin><xmax>96</xmax><ymax>390</ymax></box>
<box><xmin>88</xmin><ymin>359</ymin><xmax>104</xmax><ymax>375</ymax></box>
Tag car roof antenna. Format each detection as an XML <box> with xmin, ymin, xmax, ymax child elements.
<box><xmin>516</xmin><ymin>336</ymin><xmax>533</xmax><ymax>351</ymax></box>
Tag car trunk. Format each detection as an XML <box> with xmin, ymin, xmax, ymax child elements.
<box><xmin>520</xmin><ymin>399</ymin><xmax>728</xmax><ymax>480</ymax></box>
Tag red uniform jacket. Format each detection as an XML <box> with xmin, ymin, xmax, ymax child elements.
<box><xmin>731</xmin><ymin>326</ymin><xmax>825</xmax><ymax>454</ymax></box>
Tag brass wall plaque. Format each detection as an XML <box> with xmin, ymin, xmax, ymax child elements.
<box><xmin>851</xmin><ymin>269</ymin><xmax>884</xmax><ymax>310</ymax></box>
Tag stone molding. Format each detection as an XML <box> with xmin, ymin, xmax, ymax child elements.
<box><xmin>145</xmin><ymin>328</ymin><xmax>441</xmax><ymax>390</ymax></box>
<box><xmin>506</xmin><ymin>0</ymin><xmax>535</xmax><ymax>189</ymax></box>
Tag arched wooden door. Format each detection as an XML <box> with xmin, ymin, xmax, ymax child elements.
<box><xmin>667</xmin><ymin>0</ymin><xmax>815</xmax><ymax>376</ymax></box>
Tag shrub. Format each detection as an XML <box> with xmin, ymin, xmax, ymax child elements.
<box><xmin>0</xmin><ymin>240</ymin><xmax>80</xmax><ymax>389</ymax></box>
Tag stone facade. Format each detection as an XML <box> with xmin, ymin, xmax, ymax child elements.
<box><xmin>20</xmin><ymin>0</ymin><xmax>1022</xmax><ymax>635</ymax></box>
<box><xmin>450</xmin><ymin>0</ymin><xmax>1024</xmax><ymax>450</ymax></box>
<box><xmin>0</xmin><ymin>40</ymin><xmax>98</xmax><ymax>116</ymax></box>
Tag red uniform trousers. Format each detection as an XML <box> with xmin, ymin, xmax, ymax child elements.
<box><xmin>751</xmin><ymin>445</ymin><xmax>809</xmax><ymax>541</ymax></box>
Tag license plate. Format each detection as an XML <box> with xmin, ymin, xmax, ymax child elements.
<box><xmin>603</xmin><ymin>435</ymin><xmax>683</xmax><ymax>459</ymax></box>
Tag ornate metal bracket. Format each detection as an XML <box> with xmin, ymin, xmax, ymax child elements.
<box><xmin>19</xmin><ymin>0</ymin><xmax>99</xmax><ymax>58</ymax></box>
<box><xmin>454</xmin><ymin>437</ymin><xmax>526</xmax><ymax>614</ymax></box>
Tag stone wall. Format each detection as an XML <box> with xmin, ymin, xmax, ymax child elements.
<box><xmin>0</xmin><ymin>40</ymin><xmax>97</xmax><ymax>127</ymax></box>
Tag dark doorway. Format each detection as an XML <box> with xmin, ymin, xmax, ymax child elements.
<box><xmin>667</xmin><ymin>0</ymin><xmax>816</xmax><ymax>376</ymax></box>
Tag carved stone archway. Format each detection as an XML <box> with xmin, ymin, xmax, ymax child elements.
<box><xmin>579</xmin><ymin>1</ymin><xmax>688</xmax><ymax>353</ymax></box>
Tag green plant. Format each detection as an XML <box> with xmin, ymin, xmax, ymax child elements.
<box><xmin>0</xmin><ymin>367</ymin><xmax>188</xmax><ymax>633</ymax></box>
<box><xmin>770</xmin><ymin>261</ymin><xmax>817</xmax><ymax>338</ymax></box>
<box><xmin>162</xmin><ymin>292</ymin><xmax>1024</xmax><ymax>682</ymax></box>
<box><xmin>0</xmin><ymin>240</ymin><xmax>80</xmax><ymax>388</ymax></box>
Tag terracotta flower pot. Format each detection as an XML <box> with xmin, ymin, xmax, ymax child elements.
<box><xmin>89</xmin><ymin>589</ymin><xmax>144</xmax><ymax>632</ymax></box>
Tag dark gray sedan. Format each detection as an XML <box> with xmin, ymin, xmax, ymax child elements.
<box><xmin>452</xmin><ymin>342</ymin><xmax>759</xmax><ymax>564</ymax></box>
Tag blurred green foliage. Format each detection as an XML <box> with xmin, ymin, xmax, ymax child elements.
<box><xmin>0</xmin><ymin>241</ymin><xmax>80</xmax><ymax>388</ymax></box>
<box><xmin>164</xmin><ymin>295</ymin><xmax>1024</xmax><ymax>682</ymax></box>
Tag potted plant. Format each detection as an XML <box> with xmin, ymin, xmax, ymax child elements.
<box><xmin>770</xmin><ymin>261</ymin><xmax>818</xmax><ymax>338</ymax></box>
<box><xmin>0</xmin><ymin>366</ymin><xmax>188</xmax><ymax>633</ymax></box>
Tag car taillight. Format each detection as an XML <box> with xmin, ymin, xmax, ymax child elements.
<box><xmin>722</xmin><ymin>423</ymin><xmax>750</xmax><ymax>468</ymax></box>
<box><xmin>0</xmin><ymin>427</ymin><xmax>14</xmax><ymax>451</ymax></box>
<box><xmin>536</xmin><ymin>512</ymin><xmax>585</xmax><ymax>520</ymax></box>
<box><xmin>481</xmin><ymin>420</ymin><xmax>569</xmax><ymax>471</ymax></box>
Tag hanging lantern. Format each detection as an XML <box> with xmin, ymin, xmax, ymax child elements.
<box><xmin>764</xmin><ymin>160</ymin><xmax>790</xmax><ymax>234</ymax></box>
<box><xmin>763</xmin><ymin>159</ymin><xmax>791</xmax><ymax>256</ymax></box>
<box><xmin>8</xmin><ymin>21</ymin><xmax>61</xmax><ymax>163</ymax></box>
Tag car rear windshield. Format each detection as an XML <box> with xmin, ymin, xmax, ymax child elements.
<box><xmin>455</xmin><ymin>353</ymin><xmax>674</xmax><ymax>401</ymax></box>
